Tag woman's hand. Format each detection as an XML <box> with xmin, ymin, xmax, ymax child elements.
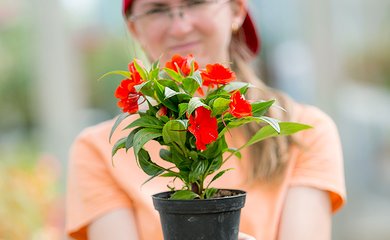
<box><xmin>239</xmin><ymin>232</ymin><xmax>256</xmax><ymax>240</ymax></box>
<box><xmin>89</xmin><ymin>209</ymin><xmax>256</xmax><ymax>240</ymax></box>
<box><xmin>88</xmin><ymin>208</ymin><xmax>139</xmax><ymax>240</ymax></box>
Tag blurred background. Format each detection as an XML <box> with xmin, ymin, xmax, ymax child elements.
<box><xmin>0</xmin><ymin>0</ymin><xmax>389</xmax><ymax>239</ymax></box>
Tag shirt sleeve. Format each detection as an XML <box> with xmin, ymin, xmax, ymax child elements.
<box><xmin>290</xmin><ymin>106</ymin><xmax>346</xmax><ymax>213</ymax></box>
<box><xmin>66</xmin><ymin>130</ymin><xmax>133</xmax><ymax>240</ymax></box>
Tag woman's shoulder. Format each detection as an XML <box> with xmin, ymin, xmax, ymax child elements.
<box><xmin>286</xmin><ymin>101</ymin><xmax>342</xmax><ymax>149</ymax></box>
<box><xmin>290</xmin><ymin>101</ymin><xmax>337</xmax><ymax>129</ymax></box>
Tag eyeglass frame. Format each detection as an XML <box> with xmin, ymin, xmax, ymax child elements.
<box><xmin>126</xmin><ymin>0</ymin><xmax>233</xmax><ymax>22</ymax></box>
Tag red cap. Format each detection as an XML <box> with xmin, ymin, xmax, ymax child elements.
<box><xmin>122</xmin><ymin>0</ymin><xmax>260</xmax><ymax>55</ymax></box>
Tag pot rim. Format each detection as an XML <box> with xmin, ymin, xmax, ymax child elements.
<box><xmin>152</xmin><ymin>189</ymin><xmax>246</xmax><ymax>202</ymax></box>
<box><xmin>152</xmin><ymin>189</ymin><xmax>247</xmax><ymax>214</ymax></box>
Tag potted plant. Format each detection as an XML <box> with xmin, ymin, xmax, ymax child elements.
<box><xmin>104</xmin><ymin>54</ymin><xmax>310</xmax><ymax>240</ymax></box>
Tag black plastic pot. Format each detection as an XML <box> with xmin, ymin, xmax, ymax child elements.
<box><xmin>152</xmin><ymin>189</ymin><xmax>246</xmax><ymax>240</ymax></box>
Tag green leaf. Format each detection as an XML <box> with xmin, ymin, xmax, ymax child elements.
<box><xmin>251</xmin><ymin>100</ymin><xmax>275</xmax><ymax>117</ymax></box>
<box><xmin>153</xmin><ymin>80</ymin><xmax>166</xmax><ymax>102</ymax></box>
<box><xmin>138</xmin><ymin>148</ymin><xmax>164</xmax><ymax>176</ymax></box>
<box><xmin>204</xmin><ymin>188</ymin><xmax>218</xmax><ymax>199</ymax></box>
<box><xmin>202</xmin><ymin>138</ymin><xmax>226</xmax><ymax>159</ymax></box>
<box><xmin>125</xmin><ymin>115</ymin><xmax>163</xmax><ymax>129</ymax></box>
<box><xmin>190</xmin><ymin>71</ymin><xmax>203</xmax><ymax>86</ymax></box>
<box><xmin>225</xmin><ymin>148</ymin><xmax>242</xmax><ymax>159</ymax></box>
<box><xmin>138</xmin><ymin>81</ymin><xmax>156</xmax><ymax>97</ymax></box>
<box><xmin>179</xmin><ymin>103</ymin><xmax>189</xmax><ymax>117</ymax></box>
<box><xmin>171</xmin><ymin>148</ymin><xmax>189</xmax><ymax>169</ymax></box>
<box><xmin>164</xmin><ymin>68</ymin><xmax>183</xmax><ymax>82</ymax></box>
<box><xmin>170</xmin><ymin>190</ymin><xmax>199</xmax><ymax>200</ymax></box>
<box><xmin>189</xmin><ymin>160</ymin><xmax>208</xmax><ymax>183</ymax></box>
<box><xmin>164</xmin><ymin>87</ymin><xmax>178</xmax><ymax>99</ymax></box>
<box><xmin>212</xmin><ymin>97</ymin><xmax>230</xmax><ymax>115</ymax></box>
<box><xmin>141</xmin><ymin>169</ymin><xmax>165</xmax><ymax>186</ymax></box>
<box><xmin>159</xmin><ymin>115</ymin><xmax>170</xmax><ymax>123</ymax></box>
<box><xmin>162</xmin><ymin>120</ymin><xmax>187</xmax><ymax>146</ymax></box>
<box><xmin>151</xmin><ymin>59</ymin><xmax>160</xmax><ymax>70</ymax></box>
<box><xmin>206</xmin><ymin>155</ymin><xmax>223</xmax><ymax>173</ymax></box>
<box><xmin>223</xmin><ymin>82</ymin><xmax>253</xmax><ymax>93</ymax></box>
<box><xmin>187</xmin><ymin>97</ymin><xmax>208</xmax><ymax>115</ymax></box>
<box><xmin>158</xmin><ymin>79</ymin><xmax>180</xmax><ymax>91</ymax></box>
<box><xmin>164</xmin><ymin>87</ymin><xmax>190</xmax><ymax>100</ymax></box>
<box><xmin>109</xmin><ymin>113</ymin><xmax>130</xmax><ymax>143</ymax></box>
<box><xmin>112</xmin><ymin>137</ymin><xmax>127</xmax><ymax>157</ymax></box>
<box><xmin>154</xmin><ymin>81</ymin><xmax>178</xmax><ymax>112</ymax></box>
<box><xmin>159</xmin><ymin>149</ymin><xmax>173</xmax><ymax>162</ymax></box>
<box><xmin>148</xmin><ymin>65</ymin><xmax>160</xmax><ymax>80</ymax></box>
<box><xmin>134</xmin><ymin>81</ymin><xmax>150</xmax><ymax>92</ymax></box>
<box><xmin>259</xmin><ymin>116</ymin><xmax>280</xmax><ymax>133</ymax></box>
<box><xmin>188</xmin><ymin>151</ymin><xmax>198</xmax><ymax>161</ymax></box>
<box><xmin>218</xmin><ymin>117</ymin><xmax>257</xmax><ymax>137</ymax></box>
<box><xmin>161</xmin><ymin>172</ymin><xmax>181</xmax><ymax>178</ymax></box>
<box><xmin>146</xmin><ymin>103</ymin><xmax>159</xmax><ymax>116</ymax></box>
<box><xmin>217</xmin><ymin>116</ymin><xmax>280</xmax><ymax>138</ymax></box>
<box><xmin>182</xmin><ymin>71</ymin><xmax>202</xmax><ymax>95</ymax></box>
<box><xmin>125</xmin><ymin>128</ymin><xmax>142</xmax><ymax>151</ymax></box>
<box><xmin>208</xmin><ymin>169</ymin><xmax>233</xmax><ymax>186</ymax></box>
<box><xmin>182</xmin><ymin>78</ymin><xmax>200</xmax><ymax>95</ymax></box>
<box><xmin>133</xmin><ymin>59</ymin><xmax>148</xmax><ymax>81</ymax></box>
<box><xmin>229</xmin><ymin>116</ymin><xmax>256</xmax><ymax>126</ymax></box>
<box><xmin>177</xmin><ymin>170</ymin><xmax>190</xmax><ymax>183</ymax></box>
<box><xmin>133</xmin><ymin>128</ymin><xmax>163</xmax><ymax>158</ymax></box>
<box><xmin>245</xmin><ymin>122</ymin><xmax>312</xmax><ymax>148</ymax></box>
<box><xmin>97</xmin><ymin>70</ymin><xmax>131</xmax><ymax>81</ymax></box>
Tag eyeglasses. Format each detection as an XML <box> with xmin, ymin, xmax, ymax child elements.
<box><xmin>128</xmin><ymin>0</ymin><xmax>232</xmax><ymax>28</ymax></box>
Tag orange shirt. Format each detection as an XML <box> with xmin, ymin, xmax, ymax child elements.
<box><xmin>66</xmin><ymin>103</ymin><xmax>346</xmax><ymax>240</ymax></box>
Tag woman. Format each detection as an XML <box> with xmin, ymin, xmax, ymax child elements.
<box><xmin>66</xmin><ymin>0</ymin><xmax>346</xmax><ymax>239</ymax></box>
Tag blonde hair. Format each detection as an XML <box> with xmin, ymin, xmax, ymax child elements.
<box><xmin>230</xmin><ymin>32</ymin><xmax>294</xmax><ymax>183</ymax></box>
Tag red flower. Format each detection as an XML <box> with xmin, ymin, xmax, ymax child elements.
<box><xmin>229</xmin><ymin>91</ymin><xmax>252</xmax><ymax>118</ymax></box>
<box><xmin>201</xmin><ymin>64</ymin><xmax>236</xmax><ymax>87</ymax></box>
<box><xmin>114</xmin><ymin>79</ymin><xmax>141</xmax><ymax>113</ymax></box>
<box><xmin>114</xmin><ymin>61</ymin><xmax>144</xmax><ymax>114</ymax></box>
<box><xmin>128</xmin><ymin>61</ymin><xmax>143</xmax><ymax>84</ymax></box>
<box><xmin>156</xmin><ymin>106</ymin><xmax>167</xmax><ymax>118</ymax></box>
<box><xmin>188</xmin><ymin>107</ymin><xmax>218</xmax><ymax>150</ymax></box>
<box><xmin>165</xmin><ymin>54</ymin><xmax>199</xmax><ymax>76</ymax></box>
<box><xmin>196</xmin><ymin>86</ymin><xmax>205</xmax><ymax>96</ymax></box>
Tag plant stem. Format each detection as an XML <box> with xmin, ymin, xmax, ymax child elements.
<box><xmin>191</xmin><ymin>182</ymin><xmax>200</xmax><ymax>195</ymax></box>
<box><xmin>222</xmin><ymin>145</ymin><xmax>245</xmax><ymax>165</ymax></box>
